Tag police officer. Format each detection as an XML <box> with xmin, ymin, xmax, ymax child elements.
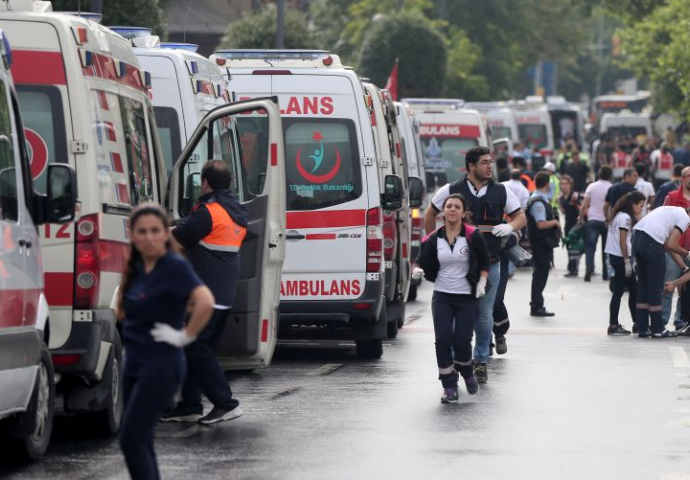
<box><xmin>527</xmin><ymin>172</ymin><xmax>561</xmax><ymax>316</ymax></box>
<box><xmin>424</xmin><ymin>146</ymin><xmax>526</xmax><ymax>383</ymax></box>
<box><xmin>632</xmin><ymin>206</ymin><xmax>690</xmax><ymax>338</ymax></box>
<box><xmin>164</xmin><ymin>160</ymin><xmax>248</xmax><ymax>424</ymax></box>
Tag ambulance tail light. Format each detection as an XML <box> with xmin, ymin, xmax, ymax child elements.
<box><xmin>411</xmin><ymin>208</ymin><xmax>423</xmax><ymax>242</ymax></box>
<box><xmin>74</xmin><ymin>214</ymin><xmax>100</xmax><ymax>310</ymax></box>
<box><xmin>52</xmin><ymin>354</ymin><xmax>82</xmax><ymax>366</ymax></box>
<box><xmin>72</xmin><ymin>26</ymin><xmax>89</xmax><ymax>45</ymax></box>
<box><xmin>382</xmin><ymin>210</ymin><xmax>396</xmax><ymax>261</ymax></box>
<box><xmin>366</xmin><ymin>207</ymin><xmax>383</xmax><ymax>273</ymax></box>
<box><xmin>215</xmin><ymin>57</ymin><xmax>227</xmax><ymax>66</ymax></box>
<box><xmin>322</xmin><ymin>55</ymin><xmax>333</xmax><ymax>66</ymax></box>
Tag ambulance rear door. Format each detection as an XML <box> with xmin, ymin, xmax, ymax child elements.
<box><xmin>271</xmin><ymin>75</ymin><xmax>369</xmax><ymax>304</ymax></box>
<box><xmin>169</xmin><ymin>97</ymin><xmax>286</xmax><ymax>370</ymax></box>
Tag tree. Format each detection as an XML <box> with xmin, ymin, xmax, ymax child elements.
<box><xmin>358</xmin><ymin>12</ymin><xmax>447</xmax><ymax>97</ymax></box>
<box><xmin>51</xmin><ymin>0</ymin><xmax>166</xmax><ymax>37</ymax></box>
<box><xmin>219</xmin><ymin>4</ymin><xmax>318</xmax><ymax>50</ymax></box>
<box><xmin>443</xmin><ymin>27</ymin><xmax>488</xmax><ymax>100</ymax></box>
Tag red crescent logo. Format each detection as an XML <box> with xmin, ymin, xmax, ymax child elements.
<box><xmin>296</xmin><ymin>146</ymin><xmax>341</xmax><ymax>183</ymax></box>
<box><xmin>25</xmin><ymin>128</ymin><xmax>49</xmax><ymax>180</ymax></box>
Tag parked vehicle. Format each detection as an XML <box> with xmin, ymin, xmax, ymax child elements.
<box><xmin>0</xmin><ymin>27</ymin><xmax>77</xmax><ymax>460</ymax></box>
<box><xmin>510</xmin><ymin>99</ymin><xmax>555</xmax><ymax>171</ymax></box>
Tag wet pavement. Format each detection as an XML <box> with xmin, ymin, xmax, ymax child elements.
<box><xmin>3</xmin><ymin>248</ymin><xmax>690</xmax><ymax>480</ymax></box>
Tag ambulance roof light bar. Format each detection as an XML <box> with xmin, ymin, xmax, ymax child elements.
<box><xmin>160</xmin><ymin>42</ymin><xmax>199</xmax><ymax>53</ymax></box>
<box><xmin>214</xmin><ymin>49</ymin><xmax>330</xmax><ymax>60</ymax></box>
<box><xmin>403</xmin><ymin>98</ymin><xmax>465</xmax><ymax>110</ymax></box>
<box><xmin>0</xmin><ymin>0</ymin><xmax>53</xmax><ymax>12</ymax></box>
<box><xmin>108</xmin><ymin>26</ymin><xmax>160</xmax><ymax>48</ymax></box>
<box><xmin>62</xmin><ymin>11</ymin><xmax>103</xmax><ymax>23</ymax></box>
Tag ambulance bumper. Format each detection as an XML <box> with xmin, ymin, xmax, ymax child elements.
<box><xmin>50</xmin><ymin>309</ymin><xmax>117</xmax><ymax>377</ymax></box>
<box><xmin>279</xmin><ymin>277</ymin><xmax>384</xmax><ymax>324</ymax></box>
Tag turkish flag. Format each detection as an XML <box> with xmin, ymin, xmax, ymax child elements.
<box><xmin>385</xmin><ymin>59</ymin><xmax>399</xmax><ymax>101</ymax></box>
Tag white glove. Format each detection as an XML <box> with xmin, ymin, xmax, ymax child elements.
<box><xmin>412</xmin><ymin>267</ymin><xmax>424</xmax><ymax>280</ymax></box>
<box><xmin>476</xmin><ymin>276</ymin><xmax>488</xmax><ymax>299</ymax></box>
<box><xmin>151</xmin><ymin>323</ymin><xmax>196</xmax><ymax>348</ymax></box>
<box><xmin>625</xmin><ymin>260</ymin><xmax>633</xmax><ymax>278</ymax></box>
<box><xmin>492</xmin><ymin>223</ymin><xmax>514</xmax><ymax>237</ymax></box>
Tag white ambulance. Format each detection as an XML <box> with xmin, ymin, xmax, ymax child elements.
<box><xmin>465</xmin><ymin>102</ymin><xmax>520</xmax><ymax>145</ymax></box>
<box><xmin>0</xmin><ymin>28</ymin><xmax>76</xmax><ymax>459</ymax></box>
<box><xmin>395</xmin><ymin>101</ymin><xmax>426</xmax><ymax>302</ymax></box>
<box><xmin>403</xmin><ymin>98</ymin><xmax>491</xmax><ymax>191</ymax></box>
<box><xmin>210</xmin><ymin>49</ymin><xmax>418</xmax><ymax>359</ymax></box>
<box><xmin>510</xmin><ymin>100</ymin><xmax>556</xmax><ymax>170</ymax></box>
<box><xmin>363</xmin><ymin>83</ymin><xmax>418</xmax><ymax>338</ymax></box>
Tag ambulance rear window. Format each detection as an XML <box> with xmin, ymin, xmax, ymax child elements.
<box><xmin>284</xmin><ymin>119</ymin><xmax>361</xmax><ymax>211</ymax></box>
<box><xmin>605</xmin><ymin>126</ymin><xmax>648</xmax><ymax>140</ymax></box>
<box><xmin>154</xmin><ymin>106</ymin><xmax>182</xmax><ymax>177</ymax></box>
<box><xmin>16</xmin><ymin>86</ymin><xmax>68</xmax><ymax>194</ymax></box>
<box><xmin>421</xmin><ymin>137</ymin><xmax>478</xmax><ymax>184</ymax></box>
<box><xmin>491</xmin><ymin>126</ymin><xmax>511</xmax><ymax>141</ymax></box>
<box><xmin>518</xmin><ymin>124</ymin><xmax>548</xmax><ymax>150</ymax></box>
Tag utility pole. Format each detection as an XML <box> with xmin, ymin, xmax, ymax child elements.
<box><xmin>275</xmin><ymin>0</ymin><xmax>285</xmax><ymax>49</ymax></box>
<box><xmin>595</xmin><ymin>14</ymin><xmax>604</xmax><ymax>98</ymax></box>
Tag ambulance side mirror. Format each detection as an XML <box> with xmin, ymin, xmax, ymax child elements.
<box><xmin>42</xmin><ymin>164</ymin><xmax>77</xmax><ymax>224</ymax></box>
<box><xmin>408</xmin><ymin>176</ymin><xmax>424</xmax><ymax>208</ymax></box>
<box><xmin>382</xmin><ymin>174</ymin><xmax>403</xmax><ymax>211</ymax></box>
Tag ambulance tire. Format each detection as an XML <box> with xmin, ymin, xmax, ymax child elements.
<box><xmin>407</xmin><ymin>283</ymin><xmax>418</xmax><ymax>302</ymax></box>
<box><xmin>355</xmin><ymin>339</ymin><xmax>383</xmax><ymax>359</ymax></box>
<box><xmin>386</xmin><ymin>317</ymin><xmax>399</xmax><ymax>339</ymax></box>
<box><xmin>93</xmin><ymin>332</ymin><xmax>123</xmax><ymax>436</ymax></box>
<box><xmin>5</xmin><ymin>343</ymin><xmax>55</xmax><ymax>461</ymax></box>
<box><xmin>386</xmin><ymin>298</ymin><xmax>405</xmax><ymax>339</ymax></box>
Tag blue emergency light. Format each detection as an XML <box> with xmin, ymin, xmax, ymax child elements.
<box><xmin>63</xmin><ymin>12</ymin><xmax>103</xmax><ymax>23</ymax></box>
<box><xmin>108</xmin><ymin>27</ymin><xmax>152</xmax><ymax>40</ymax></box>
<box><xmin>0</xmin><ymin>29</ymin><xmax>12</xmax><ymax>69</ymax></box>
<box><xmin>160</xmin><ymin>43</ymin><xmax>199</xmax><ymax>53</ymax></box>
<box><xmin>214</xmin><ymin>49</ymin><xmax>330</xmax><ymax>60</ymax></box>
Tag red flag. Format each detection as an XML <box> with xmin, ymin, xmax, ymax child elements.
<box><xmin>385</xmin><ymin>59</ymin><xmax>399</xmax><ymax>101</ymax></box>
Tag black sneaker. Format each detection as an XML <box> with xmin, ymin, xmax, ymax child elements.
<box><xmin>678</xmin><ymin>324</ymin><xmax>690</xmax><ymax>337</ymax></box>
<box><xmin>531</xmin><ymin>308</ymin><xmax>555</xmax><ymax>317</ymax></box>
<box><xmin>638</xmin><ymin>329</ymin><xmax>652</xmax><ymax>338</ymax></box>
<box><xmin>441</xmin><ymin>387</ymin><xmax>459</xmax><ymax>403</ymax></box>
<box><xmin>464</xmin><ymin>376</ymin><xmax>479</xmax><ymax>395</ymax></box>
<box><xmin>652</xmin><ymin>329</ymin><xmax>678</xmax><ymax>339</ymax></box>
<box><xmin>474</xmin><ymin>363</ymin><xmax>488</xmax><ymax>384</ymax></box>
<box><xmin>607</xmin><ymin>324</ymin><xmax>631</xmax><ymax>336</ymax></box>
<box><xmin>198</xmin><ymin>406</ymin><xmax>243</xmax><ymax>425</ymax></box>
<box><xmin>584</xmin><ymin>271</ymin><xmax>592</xmax><ymax>282</ymax></box>
<box><xmin>495</xmin><ymin>335</ymin><xmax>507</xmax><ymax>355</ymax></box>
<box><xmin>564</xmin><ymin>272</ymin><xmax>578</xmax><ymax>278</ymax></box>
<box><xmin>632</xmin><ymin>323</ymin><xmax>639</xmax><ymax>334</ymax></box>
<box><xmin>160</xmin><ymin>406</ymin><xmax>203</xmax><ymax>423</ymax></box>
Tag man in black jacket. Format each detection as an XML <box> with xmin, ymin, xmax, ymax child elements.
<box><xmin>164</xmin><ymin>160</ymin><xmax>248</xmax><ymax>425</ymax></box>
<box><xmin>528</xmin><ymin>172</ymin><xmax>562</xmax><ymax>317</ymax></box>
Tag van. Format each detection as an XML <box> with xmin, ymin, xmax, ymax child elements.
<box><xmin>210</xmin><ymin>49</ymin><xmax>413</xmax><ymax>359</ymax></box>
<box><xmin>0</xmin><ymin>28</ymin><xmax>76</xmax><ymax>459</ymax></box>
<box><xmin>599</xmin><ymin>112</ymin><xmax>653</xmax><ymax>140</ymax></box>
<box><xmin>133</xmin><ymin>36</ymin><xmax>287</xmax><ymax>371</ymax></box>
<box><xmin>404</xmin><ymin>98</ymin><xmax>491</xmax><ymax>190</ymax></box>
<box><xmin>465</xmin><ymin>102</ymin><xmax>520</xmax><ymax>146</ymax></box>
<box><xmin>510</xmin><ymin>101</ymin><xmax>555</xmax><ymax>170</ymax></box>
<box><xmin>395</xmin><ymin>101</ymin><xmax>426</xmax><ymax>302</ymax></box>
<box><xmin>546</xmin><ymin>96</ymin><xmax>586</xmax><ymax>151</ymax></box>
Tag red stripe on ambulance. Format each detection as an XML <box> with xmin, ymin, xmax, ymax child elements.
<box><xmin>286</xmin><ymin>210</ymin><xmax>366</xmax><ymax>229</ymax></box>
<box><xmin>13</xmin><ymin>50</ymin><xmax>67</xmax><ymax>85</ymax></box>
<box><xmin>44</xmin><ymin>272</ymin><xmax>74</xmax><ymax>306</ymax></box>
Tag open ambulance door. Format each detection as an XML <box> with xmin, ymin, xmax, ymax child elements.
<box><xmin>169</xmin><ymin>97</ymin><xmax>286</xmax><ymax>370</ymax></box>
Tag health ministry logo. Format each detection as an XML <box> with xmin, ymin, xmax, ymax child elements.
<box><xmin>296</xmin><ymin>131</ymin><xmax>341</xmax><ymax>183</ymax></box>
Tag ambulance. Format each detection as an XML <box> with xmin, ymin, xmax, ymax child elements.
<box><xmin>395</xmin><ymin>101</ymin><xmax>426</xmax><ymax>302</ymax></box>
<box><xmin>464</xmin><ymin>102</ymin><xmax>520</xmax><ymax>145</ymax></box>
<box><xmin>546</xmin><ymin>95</ymin><xmax>586</xmax><ymax>150</ymax></box>
<box><xmin>403</xmin><ymin>98</ymin><xmax>491</xmax><ymax>191</ymax></box>
<box><xmin>363</xmin><ymin>82</ymin><xmax>419</xmax><ymax>338</ymax></box>
<box><xmin>510</xmin><ymin>99</ymin><xmax>555</xmax><ymax>171</ymax></box>
<box><xmin>0</xmin><ymin>28</ymin><xmax>76</xmax><ymax>459</ymax></box>
<box><xmin>210</xmin><ymin>49</ymin><xmax>417</xmax><ymax>359</ymax></box>
<box><xmin>129</xmin><ymin>32</ymin><xmax>230</xmax><ymax>174</ymax></box>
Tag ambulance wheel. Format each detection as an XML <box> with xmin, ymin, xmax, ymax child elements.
<box><xmin>387</xmin><ymin>318</ymin><xmax>399</xmax><ymax>339</ymax></box>
<box><xmin>94</xmin><ymin>332</ymin><xmax>123</xmax><ymax>436</ymax></box>
<box><xmin>386</xmin><ymin>299</ymin><xmax>405</xmax><ymax>339</ymax></box>
<box><xmin>10</xmin><ymin>343</ymin><xmax>55</xmax><ymax>460</ymax></box>
<box><xmin>355</xmin><ymin>339</ymin><xmax>383</xmax><ymax>359</ymax></box>
<box><xmin>407</xmin><ymin>283</ymin><xmax>418</xmax><ymax>302</ymax></box>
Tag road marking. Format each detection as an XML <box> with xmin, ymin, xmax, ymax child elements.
<box><xmin>308</xmin><ymin>364</ymin><xmax>343</xmax><ymax>376</ymax></box>
<box><xmin>669</xmin><ymin>347</ymin><xmax>690</xmax><ymax>368</ymax></box>
<box><xmin>269</xmin><ymin>386</ymin><xmax>303</xmax><ymax>400</ymax></box>
<box><xmin>404</xmin><ymin>313</ymin><xmax>423</xmax><ymax>326</ymax></box>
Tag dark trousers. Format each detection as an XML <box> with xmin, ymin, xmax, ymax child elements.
<box><xmin>120</xmin><ymin>375</ymin><xmax>181</xmax><ymax>480</ymax></box>
<box><xmin>609</xmin><ymin>254</ymin><xmax>637</xmax><ymax>325</ymax></box>
<box><xmin>681</xmin><ymin>285</ymin><xmax>690</xmax><ymax>323</ymax></box>
<box><xmin>492</xmin><ymin>252</ymin><xmax>511</xmax><ymax>337</ymax></box>
<box><xmin>585</xmin><ymin>220</ymin><xmax>608</xmax><ymax>276</ymax></box>
<box><xmin>633</xmin><ymin>232</ymin><xmax>666</xmax><ymax>333</ymax></box>
<box><xmin>180</xmin><ymin>309</ymin><xmax>238</xmax><ymax>413</ymax></box>
<box><xmin>431</xmin><ymin>291</ymin><xmax>479</xmax><ymax>387</ymax></box>
<box><xmin>530</xmin><ymin>241</ymin><xmax>553</xmax><ymax>311</ymax></box>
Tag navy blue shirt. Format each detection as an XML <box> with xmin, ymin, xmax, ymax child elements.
<box><xmin>122</xmin><ymin>251</ymin><xmax>203</xmax><ymax>378</ymax></box>
<box><xmin>605</xmin><ymin>182</ymin><xmax>636</xmax><ymax>209</ymax></box>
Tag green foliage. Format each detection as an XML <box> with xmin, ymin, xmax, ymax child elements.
<box><xmin>575</xmin><ymin>0</ymin><xmax>667</xmax><ymax>24</ymax></box>
<box><xmin>309</xmin><ymin>0</ymin><xmax>353</xmax><ymax>55</ymax></box>
<box><xmin>443</xmin><ymin>27</ymin><xmax>488</xmax><ymax>100</ymax></box>
<box><xmin>51</xmin><ymin>0</ymin><xmax>166</xmax><ymax>37</ymax></box>
<box><xmin>617</xmin><ymin>0</ymin><xmax>690</xmax><ymax>117</ymax></box>
<box><xmin>358</xmin><ymin>12</ymin><xmax>447</xmax><ymax>97</ymax></box>
<box><xmin>219</xmin><ymin>4</ymin><xmax>318</xmax><ymax>50</ymax></box>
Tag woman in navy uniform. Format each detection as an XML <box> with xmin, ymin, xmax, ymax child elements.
<box><xmin>117</xmin><ymin>203</ymin><xmax>214</xmax><ymax>480</ymax></box>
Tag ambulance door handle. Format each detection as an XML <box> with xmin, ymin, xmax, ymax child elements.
<box><xmin>286</xmin><ymin>233</ymin><xmax>305</xmax><ymax>240</ymax></box>
<box><xmin>18</xmin><ymin>239</ymin><xmax>32</xmax><ymax>248</ymax></box>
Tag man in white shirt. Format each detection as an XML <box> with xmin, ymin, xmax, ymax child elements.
<box><xmin>502</xmin><ymin>169</ymin><xmax>530</xmax><ymax>211</ymax></box>
<box><xmin>634</xmin><ymin>162</ymin><xmax>655</xmax><ymax>216</ymax></box>
<box><xmin>579</xmin><ymin>165</ymin><xmax>613</xmax><ymax>281</ymax></box>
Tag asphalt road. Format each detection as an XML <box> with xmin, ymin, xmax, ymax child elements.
<box><xmin>3</xmin><ymin>247</ymin><xmax>690</xmax><ymax>480</ymax></box>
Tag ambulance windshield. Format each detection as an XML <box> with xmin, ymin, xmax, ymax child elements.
<box><xmin>283</xmin><ymin>119</ymin><xmax>361</xmax><ymax>210</ymax></box>
<box><xmin>491</xmin><ymin>126</ymin><xmax>511</xmax><ymax>140</ymax></box>
<box><xmin>605</xmin><ymin>126</ymin><xmax>648</xmax><ymax>140</ymax></box>
<box><xmin>420</xmin><ymin>136</ymin><xmax>478</xmax><ymax>184</ymax></box>
<box><xmin>154</xmin><ymin>106</ymin><xmax>182</xmax><ymax>177</ymax></box>
<box><xmin>518</xmin><ymin>124</ymin><xmax>548</xmax><ymax>150</ymax></box>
